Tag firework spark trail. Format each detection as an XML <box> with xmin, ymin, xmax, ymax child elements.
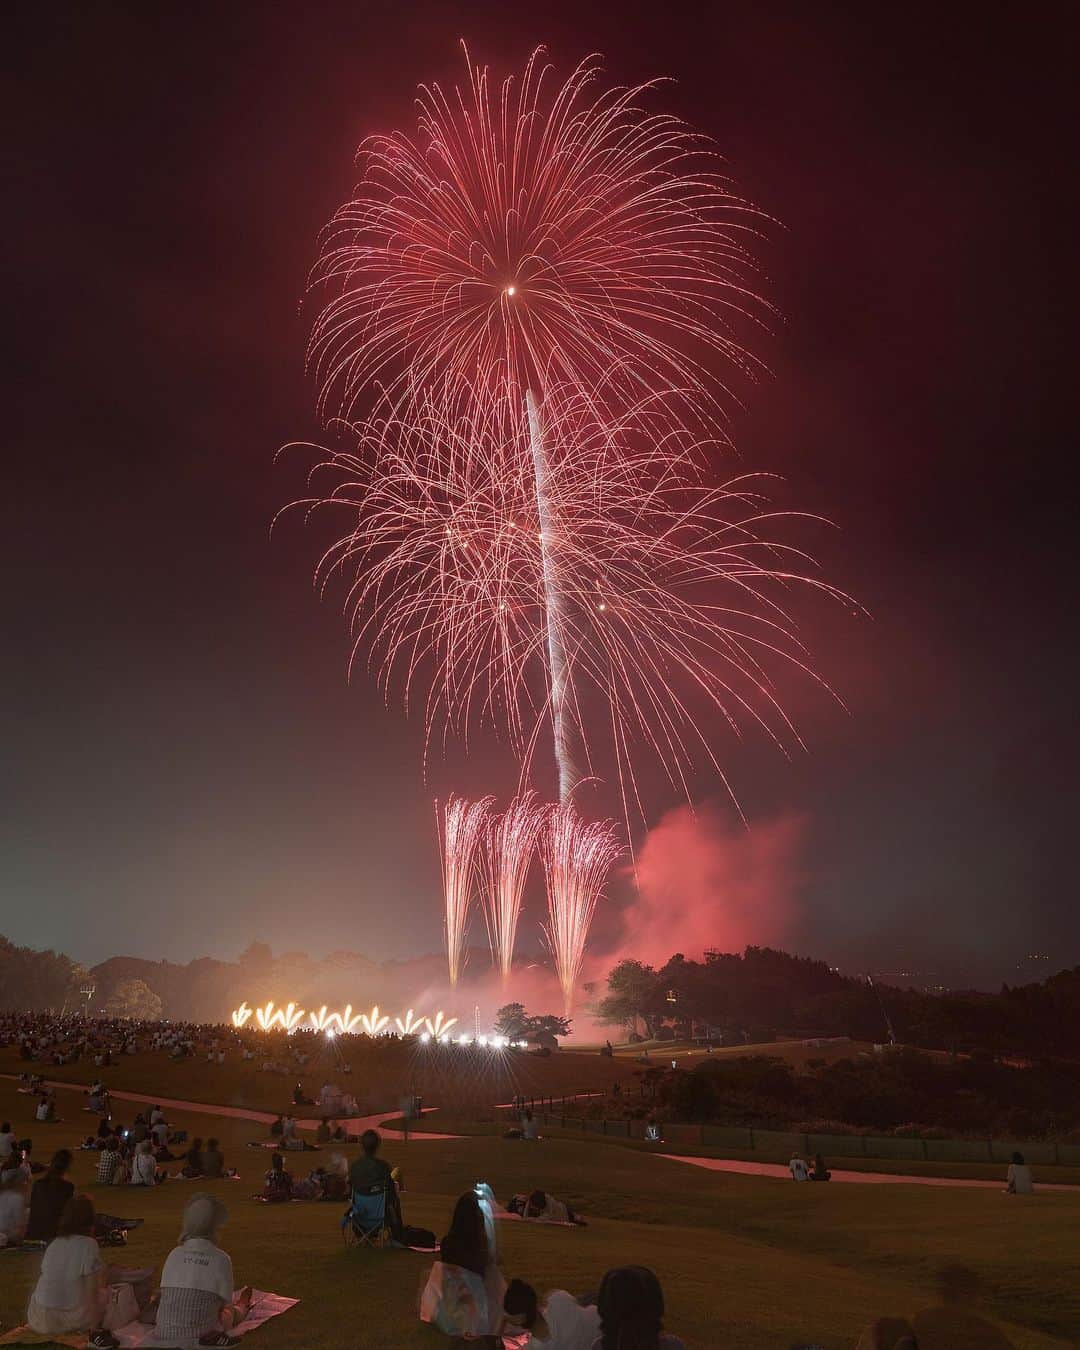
<box><xmin>481</xmin><ymin>791</ymin><xmax>548</xmax><ymax>985</ymax></box>
<box><xmin>292</xmin><ymin>387</ymin><xmax>849</xmax><ymax>825</ymax></box>
<box><xmin>437</xmin><ymin>794</ymin><xmax>494</xmax><ymax>985</ymax></box>
<box><xmin>541</xmin><ymin>801</ymin><xmax>623</xmax><ymax>1015</ymax></box>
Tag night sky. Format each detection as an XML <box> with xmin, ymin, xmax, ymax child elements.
<box><xmin>4</xmin><ymin>2</ymin><xmax>1073</xmax><ymax>986</ymax></box>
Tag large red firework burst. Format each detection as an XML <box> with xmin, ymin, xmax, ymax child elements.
<box><xmin>307</xmin><ymin>44</ymin><xmax>769</xmax><ymax>435</ymax></box>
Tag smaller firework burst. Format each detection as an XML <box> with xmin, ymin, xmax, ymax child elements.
<box><xmin>481</xmin><ymin>791</ymin><xmax>549</xmax><ymax>985</ymax></box>
<box><xmin>437</xmin><ymin>794</ymin><xmax>494</xmax><ymax>986</ymax></box>
<box><xmin>540</xmin><ymin>801</ymin><xmax>622</xmax><ymax>1015</ymax></box>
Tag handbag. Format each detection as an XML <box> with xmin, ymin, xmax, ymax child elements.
<box><xmin>102</xmin><ymin>1281</ymin><xmax>139</xmax><ymax>1330</ymax></box>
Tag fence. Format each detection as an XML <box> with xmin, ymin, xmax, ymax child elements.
<box><xmin>509</xmin><ymin>1106</ymin><xmax>1080</xmax><ymax>1167</ymax></box>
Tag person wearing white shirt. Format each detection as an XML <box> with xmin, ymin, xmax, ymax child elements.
<box><xmin>26</xmin><ymin>1193</ymin><xmax>118</xmax><ymax>1348</ymax></box>
<box><xmin>155</xmin><ymin>1193</ymin><xmax>252</xmax><ymax>1348</ymax></box>
<box><xmin>1006</xmin><ymin>1151</ymin><xmax>1035</xmax><ymax>1194</ymax></box>
<box><xmin>788</xmin><ymin>1154</ymin><xmax>810</xmax><ymax>1182</ymax></box>
<box><xmin>129</xmin><ymin>1141</ymin><xmax>159</xmax><ymax>1186</ymax></box>
<box><xmin>502</xmin><ymin>1281</ymin><xmax>599</xmax><ymax>1349</ymax></box>
<box><xmin>0</xmin><ymin>1170</ymin><xmax>28</xmax><ymax>1246</ymax></box>
<box><xmin>1</xmin><ymin>1123</ymin><xmax>19</xmax><ymax>1161</ymax></box>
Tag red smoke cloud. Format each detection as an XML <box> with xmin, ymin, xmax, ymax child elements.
<box><xmin>601</xmin><ymin>803</ymin><xmax>808</xmax><ymax>968</ymax></box>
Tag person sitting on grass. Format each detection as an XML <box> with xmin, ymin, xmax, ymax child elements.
<box><xmin>854</xmin><ymin>1317</ymin><xmax>919</xmax><ymax>1349</ymax></box>
<box><xmin>181</xmin><ymin>1138</ymin><xmax>205</xmax><ymax>1178</ymax></box>
<box><xmin>0</xmin><ymin>1168</ymin><xmax>29</xmax><ymax>1247</ymax></box>
<box><xmin>26</xmin><ymin>1148</ymin><xmax>75</xmax><ymax>1242</ymax></box>
<box><xmin>130</xmin><ymin>1139</ymin><xmax>164</xmax><ymax>1186</ymax></box>
<box><xmin>593</xmin><ymin>1266</ymin><xmax>685</xmax><ymax>1349</ymax></box>
<box><xmin>315</xmin><ymin>1117</ymin><xmax>332</xmax><ymax>1145</ymax></box>
<box><xmin>35</xmin><ymin>1093</ymin><xmax>58</xmax><ymax>1123</ymax></box>
<box><xmin>318</xmin><ymin>1153</ymin><xmax>350</xmax><ymax>1203</ymax></box>
<box><xmin>348</xmin><ymin>1129</ymin><xmax>403</xmax><ymax>1238</ymax></box>
<box><xmin>422</xmin><ymin>1191</ymin><xmax>505</xmax><ymax>1347</ymax></box>
<box><xmin>811</xmin><ymin>1153</ymin><xmax>832</xmax><ymax>1182</ymax></box>
<box><xmin>261</xmin><ymin>1152</ymin><xmax>292</xmax><ymax>1202</ymax></box>
<box><xmin>1006</xmin><ymin>1150</ymin><xmax>1034</xmax><ymax>1194</ymax></box>
<box><xmin>26</xmin><ymin>1193</ymin><xmax>119</xmax><ymax>1349</ymax></box>
<box><xmin>502</xmin><ymin>1278</ymin><xmax>599</xmax><ymax>1349</ymax></box>
<box><xmin>155</xmin><ymin>1192</ymin><xmax>253</xmax><ymax>1349</ymax></box>
<box><xmin>268</xmin><ymin>1114</ymin><xmax>283</xmax><ymax>1138</ymax></box>
<box><xmin>1</xmin><ymin>1121</ymin><xmax>18</xmax><ymax>1162</ymax></box>
<box><xmin>201</xmin><ymin>1138</ymin><xmax>225</xmax><ymax>1180</ymax></box>
<box><xmin>788</xmin><ymin>1152</ymin><xmax>810</xmax><ymax>1182</ymax></box>
<box><xmin>521</xmin><ymin>1109</ymin><xmax>540</xmax><ymax>1142</ymax></box>
<box><xmin>96</xmin><ymin>1138</ymin><xmax>122</xmax><ymax>1186</ymax></box>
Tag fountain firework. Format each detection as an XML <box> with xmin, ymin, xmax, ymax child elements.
<box><xmin>540</xmin><ymin>801</ymin><xmax>623</xmax><ymax>1015</ymax></box>
<box><xmin>437</xmin><ymin>794</ymin><xmax>493</xmax><ymax>986</ymax></box>
<box><xmin>481</xmin><ymin>791</ymin><xmax>548</xmax><ymax>986</ymax></box>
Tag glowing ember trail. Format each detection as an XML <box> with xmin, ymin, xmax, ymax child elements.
<box><xmin>437</xmin><ymin>794</ymin><xmax>494</xmax><ymax>986</ymax></box>
<box><xmin>481</xmin><ymin>791</ymin><xmax>548</xmax><ymax>985</ymax></box>
<box><xmin>540</xmin><ymin>801</ymin><xmax>623</xmax><ymax>1015</ymax></box>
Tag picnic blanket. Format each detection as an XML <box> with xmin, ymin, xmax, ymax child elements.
<box><xmin>119</xmin><ymin>1290</ymin><xmax>298</xmax><ymax>1347</ymax></box>
<box><xmin>0</xmin><ymin>1291</ymin><xmax>298</xmax><ymax>1348</ymax></box>
<box><xmin>0</xmin><ymin>1330</ymin><xmax>84</xmax><ymax>1346</ymax></box>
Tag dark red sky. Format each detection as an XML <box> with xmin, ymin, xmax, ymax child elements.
<box><xmin>4</xmin><ymin>2</ymin><xmax>1072</xmax><ymax>985</ymax></box>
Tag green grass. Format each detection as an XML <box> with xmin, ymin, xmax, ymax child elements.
<box><xmin>2</xmin><ymin>1072</ymin><xmax>1078</xmax><ymax>1348</ymax></box>
<box><xmin>0</xmin><ymin>1042</ymin><xmax>640</xmax><ymax>1118</ymax></box>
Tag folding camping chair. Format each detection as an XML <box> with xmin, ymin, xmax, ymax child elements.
<box><xmin>341</xmin><ymin>1182</ymin><xmax>389</xmax><ymax>1248</ymax></box>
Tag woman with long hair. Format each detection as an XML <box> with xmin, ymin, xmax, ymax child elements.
<box><xmin>422</xmin><ymin>1190</ymin><xmax>505</xmax><ymax>1347</ymax></box>
<box><xmin>594</xmin><ymin>1267</ymin><xmax>684</xmax><ymax>1350</ymax></box>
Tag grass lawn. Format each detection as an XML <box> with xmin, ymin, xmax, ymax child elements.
<box><xmin>0</xmin><ymin>1041</ymin><xmax>641</xmax><ymax>1119</ymax></box>
<box><xmin>2</xmin><ymin>1063</ymin><xmax>1078</xmax><ymax>1348</ymax></box>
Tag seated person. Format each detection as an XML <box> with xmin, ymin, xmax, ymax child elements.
<box><xmin>855</xmin><ymin>1318</ymin><xmax>919</xmax><ymax>1350</ymax></box>
<box><xmin>201</xmin><ymin>1138</ymin><xmax>225</xmax><ymax>1180</ymax></box>
<box><xmin>26</xmin><ymin>1149</ymin><xmax>75</xmax><ymax>1242</ymax></box>
<box><xmin>96</xmin><ymin>1139</ymin><xmax>122</xmax><ymax>1185</ymax></box>
<box><xmin>26</xmin><ymin>1193</ymin><xmax>118</xmax><ymax>1349</ymax></box>
<box><xmin>521</xmin><ymin>1110</ymin><xmax>539</xmax><ymax>1142</ymax></box>
<box><xmin>268</xmin><ymin>1114</ymin><xmax>283</xmax><ymax>1138</ymax></box>
<box><xmin>1006</xmin><ymin>1151</ymin><xmax>1034</xmax><ymax>1194</ymax></box>
<box><xmin>347</xmin><ymin>1129</ymin><xmax>403</xmax><ymax>1238</ymax></box>
<box><xmin>0</xmin><ymin>1121</ymin><xmax>18</xmax><ymax>1162</ymax></box>
<box><xmin>319</xmin><ymin>1153</ymin><xmax>350</xmax><ymax>1203</ymax></box>
<box><xmin>788</xmin><ymin>1153</ymin><xmax>810</xmax><ymax>1182</ymax></box>
<box><xmin>811</xmin><ymin>1153</ymin><xmax>832</xmax><ymax>1182</ymax></box>
<box><xmin>97</xmin><ymin>1117</ymin><xmax>117</xmax><ymax>1141</ymax></box>
<box><xmin>182</xmin><ymin>1138</ymin><xmax>206</xmax><ymax>1178</ymax></box>
<box><xmin>315</xmin><ymin>1118</ymin><xmax>332</xmax><ymax>1145</ymax></box>
<box><xmin>128</xmin><ymin>1114</ymin><xmax>149</xmax><ymax>1145</ymax></box>
<box><xmin>155</xmin><ymin>1192</ymin><xmax>252</xmax><ymax>1349</ymax></box>
<box><xmin>35</xmin><ymin>1094</ymin><xmax>57</xmax><ymax>1123</ymax></box>
<box><xmin>595</xmin><ymin>1266</ymin><xmax>685</xmax><ymax>1350</ymax></box>
<box><xmin>503</xmin><ymin>1279</ymin><xmax>600</xmax><ymax>1349</ymax></box>
<box><xmin>262</xmin><ymin>1153</ymin><xmax>292</xmax><ymax>1202</ymax></box>
<box><xmin>0</xmin><ymin>1168</ymin><xmax>29</xmax><ymax>1246</ymax></box>
<box><xmin>130</xmin><ymin>1139</ymin><xmax>163</xmax><ymax>1186</ymax></box>
<box><xmin>421</xmin><ymin>1191</ymin><xmax>505</xmax><ymax>1345</ymax></box>
<box><xmin>523</xmin><ymin>1189</ymin><xmax>583</xmax><ymax>1225</ymax></box>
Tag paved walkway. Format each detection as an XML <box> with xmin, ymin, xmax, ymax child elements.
<box><xmin>657</xmin><ymin>1152</ymin><xmax>1079</xmax><ymax>1191</ymax></box>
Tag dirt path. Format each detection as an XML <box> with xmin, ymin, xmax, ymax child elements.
<box><xmin>2</xmin><ymin>1073</ymin><xmax>455</xmax><ymax>1141</ymax></box>
<box><xmin>657</xmin><ymin>1152</ymin><xmax>1078</xmax><ymax>1191</ymax></box>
